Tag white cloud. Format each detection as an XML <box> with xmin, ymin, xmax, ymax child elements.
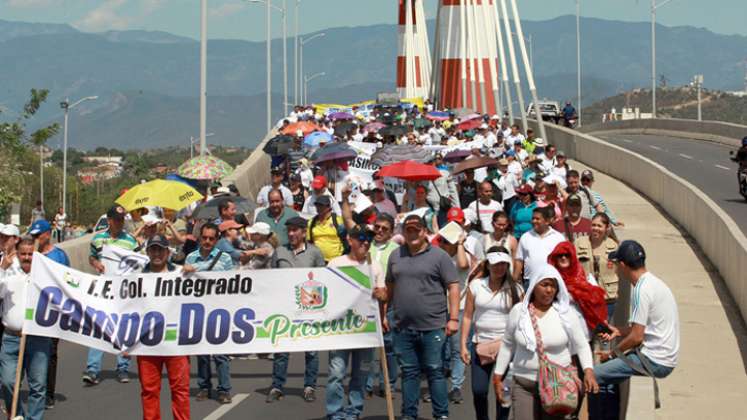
<box><xmin>74</xmin><ymin>0</ymin><xmax>130</xmax><ymax>31</ymax></box>
<box><xmin>5</xmin><ymin>0</ymin><xmax>61</xmax><ymax>8</ymax></box>
<box><xmin>209</xmin><ymin>3</ymin><xmax>245</xmax><ymax>19</ymax></box>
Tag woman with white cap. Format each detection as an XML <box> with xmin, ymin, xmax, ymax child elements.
<box><xmin>461</xmin><ymin>246</ymin><xmax>523</xmax><ymax>420</ymax></box>
<box><xmin>242</xmin><ymin>222</ymin><xmax>278</xmax><ymax>270</ymax></box>
<box><xmin>493</xmin><ymin>264</ymin><xmax>598</xmax><ymax>419</ymax></box>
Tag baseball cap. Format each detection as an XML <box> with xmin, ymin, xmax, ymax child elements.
<box><xmin>446</xmin><ymin>207</ymin><xmax>465</xmax><ymax>224</ymax></box>
<box><xmin>271</xmin><ymin>166</ymin><xmax>284</xmax><ymax>174</ymax></box>
<box><xmin>145</xmin><ymin>234</ymin><xmax>170</xmax><ymax>250</ymax></box>
<box><xmin>107</xmin><ymin>205</ymin><xmax>127</xmax><ymax>220</ymax></box>
<box><xmin>0</xmin><ymin>224</ymin><xmax>20</xmax><ymax>237</ymax></box>
<box><xmin>29</xmin><ymin>219</ymin><xmax>52</xmax><ymax>235</ymax></box>
<box><xmin>314</xmin><ymin>195</ymin><xmax>332</xmax><ymax>207</ymax></box>
<box><xmin>219</xmin><ymin>220</ymin><xmax>242</xmax><ymax>232</ymax></box>
<box><xmin>608</xmin><ymin>240</ymin><xmax>646</xmax><ymax>266</ymax></box>
<box><xmin>246</xmin><ymin>222</ymin><xmax>271</xmax><ymax>236</ymax></box>
<box><xmin>403</xmin><ymin>215</ymin><xmax>426</xmax><ymax>229</ymax></box>
<box><xmin>534</xmin><ymin>138</ymin><xmax>547</xmax><ymax>147</ymax></box>
<box><xmin>311</xmin><ymin>175</ymin><xmax>327</xmax><ymax>190</ymax></box>
<box><xmin>515</xmin><ymin>184</ymin><xmax>533</xmax><ymax>195</ymax></box>
<box><xmin>348</xmin><ymin>225</ymin><xmax>374</xmax><ymax>242</ymax></box>
<box><xmin>486</xmin><ymin>250</ymin><xmax>512</xmax><ymax>265</ymax></box>
<box><xmin>581</xmin><ymin>169</ymin><xmax>595</xmax><ymax>181</ymax></box>
<box><xmin>285</xmin><ymin>216</ymin><xmax>308</xmax><ymax>229</ymax></box>
<box><xmin>566</xmin><ymin>194</ymin><xmax>583</xmax><ymax>206</ymax></box>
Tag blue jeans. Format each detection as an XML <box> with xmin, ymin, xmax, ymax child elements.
<box><xmin>444</xmin><ymin>310</ymin><xmax>466</xmax><ymax>391</ymax></box>
<box><xmin>271</xmin><ymin>351</ymin><xmax>319</xmax><ymax>390</ymax></box>
<box><xmin>0</xmin><ymin>334</ymin><xmax>52</xmax><ymax>420</ymax></box>
<box><xmin>594</xmin><ymin>351</ymin><xmax>674</xmax><ymax>385</ymax></box>
<box><xmin>86</xmin><ymin>347</ymin><xmax>130</xmax><ymax>375</ymax></box>
<box><xmin>366</xmin><ymin>309</ymin><xmax>398</xmax><ymax>393</ymax></box>
<box><xmin>393</xmin><ymin>328</ymin><xmax>448</xmax><ymax>419</ymax></box>
<box><xmin>470</xmin><ymin>346</ymin><xmax>509</xmax><ymax>420</ymax></box>
<box><xmin>197</xmin><ymin>355</ymin><xmax>231</xmax><ymax>393</ymax></box>
<box><xmin>326</xmin><ymin>348</ymin><xmax>374</xmax><ymax>420</ymax></box>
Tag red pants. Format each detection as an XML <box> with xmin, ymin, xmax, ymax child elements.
<box><xmin>137</xmin><ymin>356</ymin><xmax>190</xmax><ymax>420</ymax></box>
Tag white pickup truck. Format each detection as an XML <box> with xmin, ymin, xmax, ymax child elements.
<box><xmin>526</xmin><ymin>100</ymin><xmax>561</xmax><ymax>124</ymax></box>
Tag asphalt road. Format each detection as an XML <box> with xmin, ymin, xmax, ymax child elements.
<box><xmin>37</xmin><ymin>340</ymin><xmax>483</xmax><ymax>420</ymax></box>
<box><xmin>597</xmin><ymin>133</ymin><xmax>747</xmax><ymax>235</ymax></box>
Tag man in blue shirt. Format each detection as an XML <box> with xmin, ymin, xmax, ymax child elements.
<box><xmin>29</xmin><ymin>220</ymin><xmax>69</xmax><ymax>409</ymax></box>
<box><xmin>184</xmin><ymin>223</ymin><xmax>235</xmax><ymax>404</ymax></box>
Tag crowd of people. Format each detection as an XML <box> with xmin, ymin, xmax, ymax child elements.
<box><xmin>0</xmin><ymin>102</ymin><xmax>681</xmax><ymax>420</ymax></box>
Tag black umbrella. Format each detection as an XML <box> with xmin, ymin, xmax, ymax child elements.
<box><xmin>263</xmin><ymin>135</ymin><xmax>295</xmax><ymax>156</ymax></box>
<box><xmin>334</xmin><ymin>122</ymin><xmax>357</xmax><ymax>137</ymax></box>
<box><xmin>311</xmin><ymin>142</ymin><xmax>358</xmax><ymax>164</ymax></box>
<box><xmin>443</xmin><ymin>149</ymin><xmax>471</xmax><ymax>163</ymax></box>
<box><xmin>192</xmin><ymin>196</ymin><xmax>257</xmax><ymax>220</ymax></box>
<box><xmin>378</xmin><ymin>125</ymin><xmax>408</xmax><ymax>137</ymax></box>
<box><xmin>371</xmin><ymin>144</ymin><xmax>433</xmax><ymax>166</ymax></box>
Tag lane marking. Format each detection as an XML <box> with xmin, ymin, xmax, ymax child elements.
<box><xmin>715</xmin><ymin>164</ymin><xmax>731</xmax><ymax>171</ymax></box>
<box><xmin>678</xmin><ymin>153</ymin><xmax>693</xmax><ymax>160</ymax></box>
<box><xmin>203</xmin><ymin>393</ymin><xmax>250</xmax><ymax>420</ymax></box>
<box><xmin>623</xmin><ymin>139</ymin><xmax>633</xmax><ymax>144</ymax></box>
<box><xmin>649</xmin><ymin>145</ymin><xmax>662</xmax><ymax>151</ymax></box>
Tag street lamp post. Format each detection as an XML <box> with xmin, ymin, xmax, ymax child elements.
<box><xmin>576</xmin><ymin>0</ymin><xmax>581</xmax><ymax>126</ymax></box>
<box><xmin>651</xmin><ymin>0</ymin><xmax>675</xmax><ymax>118</ymax></box>
<box><xmin>200</xmin><ymin>0</ymin><xmax>208</xmax><ymax>155</ymax></box>
<box><xmin>294</xmin><ymin>0</ymin><xmax>301</xmax><ymax>107</ymax></box>
<box><xmin>250</xmin><ymin>0</ymin><xmax>288</xmax><ymax>116</ymax></box>
<box><xmin>190</xmin><ymin>132</ymin><xmax>215</xmax><ymax>159</ymax></box>
<box><xmin>304</xmin><ymin>72</ymin><xmax>325</xmax><ymax>105</ymax></box>
<box><xmin>693</xmin><ymin>74</ymin><xmax>704</xmax><ymax>121</ymax></box>
<box><xmin>299</xmin><ymin>32</ymin><xmax>325</xmax><ymax>104</ymax></box>
<box><xmin>60</xmin><ymin>95</ymin><xmax>98</xmax><ymax>218</ymax></box>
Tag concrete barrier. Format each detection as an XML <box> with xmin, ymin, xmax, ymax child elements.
<box><xmin>582</xmin><ymin>118</ymin><xmax>747</xmax><ymax>147</ymax></box>
<box><xmin>533</xmin><ymin>120</ymin><xmax>747</xmax><ymax>324</ymax></box>
<box><xmin>57</xmin><ymin>233</ymin><xmax>95</xmax><ymax>273</ymax></box>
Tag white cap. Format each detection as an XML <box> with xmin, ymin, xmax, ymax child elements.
<box><xmin>480</xmin><ymin>123</ymin><xmax>489</xmax><ymax>129</ymax></box>
<box><xmin>491</xmin><ymin>114</ymin><xmax>500</xmax><ymax>120</ymax></box>
<box><xmin>246</xmin><ymin>222</ymin><xmax>271</xmax><ymax>236</ymax></box>
<box><xmin>534</xmin><ymin>138</ymin><xmax>547</xmax><ymax>147</ymax></box>
<box><xmin>141</xmin><ymin>214</ymin><xmax>162</xmax><ymax>226</ymax></box>
<box><xmin>215</xmin><ymin>186</ymin><xmax>231</xmax><ymax>195</ymax></box>
<box><xmin>487</xmin><ymin>251</ymin><xmax>512</xmax><ymax>265</ymax></box>
<box><xmin>0</xmin><ymin>224</ymin><xmax>20</xmax><ymax>237</ymax></box>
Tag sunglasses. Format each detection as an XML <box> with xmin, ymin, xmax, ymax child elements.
<box><xmin>373</xmin><ymin>224</ymin><xmax>391</xmax><ymax>232</ymax></box>
<box><xmin>556</xmin><ymin>253</ymin><xmax>572</xmax><ymax>259</ymax></box>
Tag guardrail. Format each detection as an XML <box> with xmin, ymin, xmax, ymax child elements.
<box><xmin>534</xmin><ymin>120</ymin><xmax>747</xmax><ymax>325</ymax></box>
<box><xmin>582</xmin><ymin>118</ymin><xmax>747</xmax><ymax>147</ymax></box>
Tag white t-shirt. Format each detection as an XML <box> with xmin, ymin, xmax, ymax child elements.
<box><xmin>514</xmin><ymin>148</ymin><xmax>529</xmax><ymax>163</ymax></box>
<box><xmin>470</xmin><ymin>278</ymin><xmax>519</xmax><ymax>343</ymax></box>
<box><xmin>301</xmin><ymin>191</ymin><xmax>342</xmax><ymax>216</ymax></box>
<box><xmin>630</xmin><ymin>272</ymin><xmax>680</xmax><ymax>368</ymax></box>
<box><xmin>256</xmin><ymin>185</ymin><xmax>294</xmax><ymax>207</ymax></box>
<box><xmin>515</xmin><ymin>228</ymin><xmax>565</xmax><ymax>281</ymax></box>
<box><xmin>54</xmin><ymin>212</ymin><xmax>67</xmax><ymax>229</ymax></box>
<box><xmin>467</xmin><ymin>199</ymin><xmax>503</xmax><ymax>233</ymax></box>
<box><xmin>506</xmin><ymin>133</ymin><xmax>525</xmax><ymax>146</ymax></box>
<box><xmin>327</xmin><ymin>255</ymin><xmax>385</xmax><ymax>288</ymax></box>
<box><xmin>0</xmin><ymin>272</ymin><xmax>28</xmax><ymax>331</ymax></box>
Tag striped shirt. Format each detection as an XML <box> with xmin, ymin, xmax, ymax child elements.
<box><xmin>90</xmin><ymin>230</ymin><xmax>138</xmax><ymax>259</ymax></box>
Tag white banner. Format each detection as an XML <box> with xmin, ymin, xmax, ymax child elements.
<box><xmin>100</xmin><ymin>245</ymin><xmax>150</xmax><ymax>275</ymax></box>
<box><xmin>25</xmin><ymin>253</ymin><xmax>383</xmax><ymax>356</ymax></box>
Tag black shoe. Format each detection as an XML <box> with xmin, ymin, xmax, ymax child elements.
<box><xmin>82</xmin><ymin>372</ymin><xmax>100</xmax><ymax>386</ymax></box>
<box><xmin>217</xmin><ymin>391</ymin><xmax>232</xmax><ymax>404</ymax></box>
<box><xmin>376</xmin><ymin>387</ymin><xmax>387</xmax><ymax>398</ymax></box>
<box><xmin>448</xmin><ymin>388</ymin><xmax>463</xmax><ymax>404</ymax></box>
<box><xmin>45</xmin><ymin>396</ymin><xmax>55</xmax><ymax>409</ymax></box>
<box><xmin>196</xmin><ymin>389</ymin><xmax>210</xmax><ymax>401</ymax></box>
<box><xmin>265</xmin><ymin>387</ymin><xmax>283</xmax><ymax>403</ymax></box>
<box><xmin>365</xmin><ymin>389</ymin><xmax>374</xmax><ymax>399</ymax></box>
<box><xmin>116</xmin><ymin>371</ymin><xmax>130</xmax><ymax>383</ymax></box>
<box><xmin>303</xmin><ymin>386</ymin><xmax>316</xmax><ymax>402</ymax></box>
<box><xmin>422</xmin><ymin>392</ymin><xmax>432</xmax><ymax>403</ymax></box>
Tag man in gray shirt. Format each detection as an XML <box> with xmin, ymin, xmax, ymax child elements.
<box><xmin>267</xmin><ymin>216</ymin><xmax>325</xmax><ymax>403</ymax></box>
<box><xmin>386</xmin><ymin>215</ymin><xmax>459</xmax><ymax>420</ymax></box>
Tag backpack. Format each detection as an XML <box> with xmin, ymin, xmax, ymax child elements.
<box><xmin>309</xmin><ymin>212</ymin><xmax>350</xmax><ymax>254</ymax></box>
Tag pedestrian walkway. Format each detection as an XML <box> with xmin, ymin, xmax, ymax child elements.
<box><xmin>573</xmin><ymin>162</ymin><xmax>747</xmax><ymax>419</ymax></box>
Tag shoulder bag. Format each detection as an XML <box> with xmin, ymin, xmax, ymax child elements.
<box><xmin>474</xmin><ymin>290</ymin><xmax>502</xmax><ymax>365</ymax></box>
<box><xmin>529</xmin><ymin>303</ymin><xmax>583</xmax><ymax>416</ymax></box>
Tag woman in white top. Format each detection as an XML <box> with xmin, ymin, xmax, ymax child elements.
<box><xmin>493</xmin><ymin>264</ymin><xmax>598</xmax><ymax>420</ymax></box>
<box><xmin>483</xmin><ymin>211</ymin><xmax>518</xmax><ymax>258</ymax></box>
<box><xmin>460</xmin><ymin>246</ymin><xmax>522</xmax><ymax>420</ymax></box>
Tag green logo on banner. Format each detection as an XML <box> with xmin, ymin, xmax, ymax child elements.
<box><xmin>295</xmin><ymin>271</ymin><xmax>328</xmax><ymax>311</ymax></box>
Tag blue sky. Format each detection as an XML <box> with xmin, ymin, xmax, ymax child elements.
<box><xmin>1</xmin><ymin>0</ymin><xmax>745</xmax><ymax>40</ymax></box>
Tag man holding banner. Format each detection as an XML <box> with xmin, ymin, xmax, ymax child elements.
<box><xmin>136</xmin><ymin>234</ymin><xmax>190</xmax><ymax>420</ymax></box>
<box><xmin>325</xmin><ymin>225</ymin><xmax>387</xmax><ymax>420</ymax></box>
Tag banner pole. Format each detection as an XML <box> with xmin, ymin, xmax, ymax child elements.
<box><xmin>10</xmin><ymin>333</ymin><xmax>27</xmax><ymax>420</ymax></box>
<box><xmin>366</xmin><ymin>254</ymin><xmax>395</xmax><ymax>420</ymax></box>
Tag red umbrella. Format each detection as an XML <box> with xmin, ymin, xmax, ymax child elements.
<box><xmin>377</xmin><ymin>160</ymin><xmax>442</xmax><ymax>181</ymax></box>
<box><xmin>457</xmin><ymin>118</ymin><xmax>482</xmax><ymax>131</ymax></box>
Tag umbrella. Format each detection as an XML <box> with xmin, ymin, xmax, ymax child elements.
<box><xmin>452</xmin><ymin>156</ymin><xmax>499</xmax><ymax>175</ymax></box>
<box><xmin>263</xmin><ymin>135</ymin><xmax>295</xmax><ymax>156</ymax></box>
<box><xmin>378</xmin><ymin>160</ymin><xmax>442</xmax><ymax>182</ymax></box>
<box><xmin>364</xmin><ymin>121</ymin><xmax>386</xmax><ymax>132</ymax></box>
<box><xmin>329</xmin><ymin>112</ymin><xmax>354</xmax><ymax>121</ymax></box>
<box><xmin>165</xmin><ymin>173</ymin><xmax>200</xmax><ymax>189</ymax></box>
<box><xmin>413</xmin><ymin>118</ymin><xmax>433</xmax><ymax>129</ymax></box>
<box><xmin>334</xmin><ymin>122</ymin><xmax>357</xmax><ymax>137</ymax></box>
<box><xmin>192</xmin><ymin>196</ymin><xmax>257</xmax><ymax>220</ymax></box>
<box><xmin>378</xmin><ymin>125</ymin><xmax>408</xmax><ymax>137</ymax></box>
<box><xmin>311</xmin><ymin>142</ymin><xmax>357</xmax><ymax>164</ymax></box>
<box><xmin>115</xmin><ymin>179</ymin><xmax>204</xmax><ymax>212</ymax></box>
<box><xmin>460</xmin><ymin>113</ymin><xmax>482</xmax><ymax>122</ymax></box>
<box><xmin>282</xmin><ymin>121</ymin><xmax>320</xmax><ymax>136</ymax></box>
<box><xmin>177</xmin><ymin>155</ymin><xmax>233</xmax><ymax>180</ymax></box>
<box><xmin>304</xmin><ymin>131</ymin><xmax>333</xmax><ymax>147</ymax></box>
<box><xmin>426</xmin><ymin>111</ymin><xmax>450</xmax><ymax>121</ymax></box>
<box><xmin>457</xmin><ymin>118</ymin><xmax>482</xmax><ymax>131</ymax></box>
<box><xmin>371</xmin><ymin>144</ymin><xmax>433</xmax><ymax>166</ymax></box>
<box><xmin>452</xmin><ymin>107</ymin><xmax>475</xmax><ymax>119</ymax></box>
<box><xmin>443</xmin><ymin>149</ymin><xmax>471</xmax><ymax>163</ymax></box>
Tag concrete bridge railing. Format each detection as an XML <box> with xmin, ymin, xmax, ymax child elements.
<box><xmin>581</xmin><ymin>118</ymin><xmax>747</xmax><ymax>147</ymax></box>
<box><xmin>533</xmin><ymin>120</ymin><xmax>747</xmax><ymax>324</ymax></box>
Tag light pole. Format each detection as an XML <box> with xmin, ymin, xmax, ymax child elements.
<box><xmin>576</xmin><ymin>0</ymin><xmax>581</xmax><ymax>126</ymax></box>
<box><xmin>249</xmin><ymin>0</ymin><xmax>288</xmax><ymax>117</ymax></box>
<box><xmin>199</xmin><ymin>0</ymin><xmax>208</xmax><ymax>155</ymax></box>
<box><xmin>60</xmin><ymin>95</ymin><xmax>98</xmax><ymax>217</ymax></box>
<box><xmin>651</xmin><ymin>0</ymin><xmax>675</xmax><ymax>118</ymax></box>
<box><xmin>190</xmin><ymin>132</ymin><xmax>215</xmax><ymax>159</ymax></box>
<box><xmin>304</xmin><ymin>72</ymin><xmax>325</xmax><ymax>105</ymax></box>
<box><xmin>294</xmin><ymin>0</ymin><xmax>301</xmax><ymax>107</ymax></box>
<box><xmin>299</xmin><ymin>32</ymin><xmax>325</xmax><ymax>104</ymax></box>
<box><xmin>693</xmin><ymin>74</ymin><xmax>703</xmax><ymax>121</ymax></box>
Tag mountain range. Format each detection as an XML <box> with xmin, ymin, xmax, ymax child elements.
<box><xmin>0</xmin><ymin>16</ymin><xmax>745</xmax><ymax>150</ymax></box>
